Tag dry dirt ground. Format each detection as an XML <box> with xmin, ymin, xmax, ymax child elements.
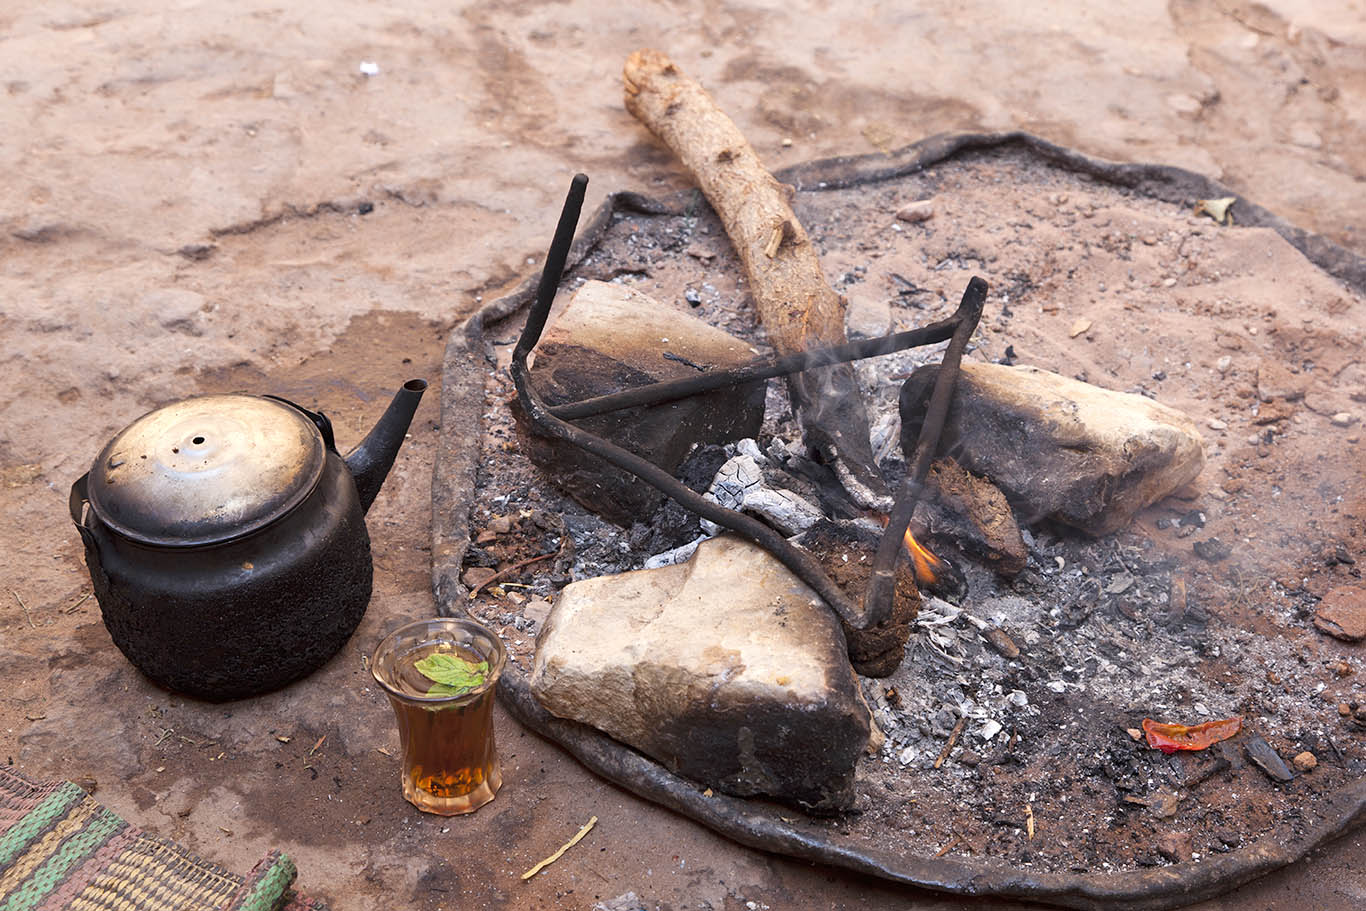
<box><xmin>2</xmin><ymin>2</ymin><xmax>1364</xmax><ymax>909</ymax></box>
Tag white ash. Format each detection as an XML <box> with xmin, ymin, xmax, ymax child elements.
<box><xmin>644</xmin><ymin>535</ymin><xmax>707</xmax><ymax>569</ymax></box>
<box><xmin>869</xmin><ymin>409</ymin><xmax>902</xmax><ymax>467</ymax></box>
<box><xmin>697</xmin><ymin>440</ymin><xmax>826</xmax><ymax>538</ymax></box>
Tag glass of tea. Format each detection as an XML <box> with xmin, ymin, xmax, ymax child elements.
<box><xmin>371</xmin><ymin>616</ymin><xmax>506</xmax><ymax>815</ymax></box>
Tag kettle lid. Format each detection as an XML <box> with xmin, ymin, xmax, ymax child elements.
<box><xmin>86</xmin><ymin>394</ymin><xmax>327</xmax><ymax>547</ymax></box>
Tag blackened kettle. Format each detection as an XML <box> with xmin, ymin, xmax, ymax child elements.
<box><xmin>69</xmin><ymin>380</ymin><xmax>427</xmax><ymax>701</ymax></box>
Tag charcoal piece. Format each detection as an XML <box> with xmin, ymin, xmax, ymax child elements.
<box><xmin>923</xmin><ymin>457</ymin><xmax>1027</xmax><ymax>577</ymax></box>
<box><xmin>1245</xmin><ymin>735</ymin><xmax>1295</xmax><ymax>782</ymax></box>
<box><xmin>1193</xmin><ymin>537</ymin><xmax>1233</xmax><ymax>562</ymax></box>
<box><xmin>628</xmin><ymin>444</ymin><xmax>731</xmax><ymax>553</ymax></box>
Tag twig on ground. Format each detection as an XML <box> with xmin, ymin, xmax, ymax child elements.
<box><xmin>64</xmin><ymin>591</ymin><xmax>92</xmax><ymax>613</ymax></box>
<box><xmin>468</xmin><ymin>542</ymin><xmax>565</xmax><ymax>600</ymax></box>
<box><xmin>521</xmin><ymin>815</ymin><xmax>598</xmax><ymax>880</ymax></box>
<box><xmin>934</xmin><ymin>717</ymin><xmax>967</xmax><ymax>769</ymax></box>
<box><xmin>12</xmin><ymin>590</ymin><xmax>35</xmax><ymax>628</ymax></box>
<box><xmin>934</xmin><ymin>834</ymin><xmax>961</xmax><ymax>858</ymax></box>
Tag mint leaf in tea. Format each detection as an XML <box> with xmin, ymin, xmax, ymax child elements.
<box><xmin>414</xmin><ymin>652</ymin><xmax>489</xmax><ymax>697</ymax></box>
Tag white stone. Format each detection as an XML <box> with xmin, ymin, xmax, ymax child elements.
<box><xmin>531</xmin><ymin>535</ymin><xmax>871</xmax><ymax>811</ymax></box>
<box><xmin>907</xmin><ymin>363</ymin><xmax>1206</xmax><ymax>535</ymax></box>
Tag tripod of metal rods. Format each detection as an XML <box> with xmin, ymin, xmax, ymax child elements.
<box><xmin>510</xmin><ymin>174</ymin><xmax>985</xmax><ymax>630</ymax></box>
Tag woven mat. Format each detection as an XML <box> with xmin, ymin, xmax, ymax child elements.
<box><xmin>0</xmin><ymin>766</ymin><xmax>326</xmax><ymax>911</ymax></box>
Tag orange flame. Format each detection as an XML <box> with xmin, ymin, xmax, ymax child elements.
<box><xmin>903</xmin><ymin>528</ymin><xmax>942</xmax><ymax>586</ymax></box>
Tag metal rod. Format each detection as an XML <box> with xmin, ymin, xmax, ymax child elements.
<box><xmin>548</xmin><ymin>315</ymin><xmax>963</xmax><ymax>420</ymax></box>
<box><xmin>861</xmin><ymin>277</ymin><xmax>987</xmax><ymax>625</ymax></box>
<box><xmin>515</xmin><ymin>173</ymin><xmax>588</xmax><ymax>364</ymax></box>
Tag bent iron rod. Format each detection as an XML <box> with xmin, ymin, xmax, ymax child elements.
<box><xmin>548</xmin><ymin>313</ymin><xmax>965</xmax><ymax>420</ymax></box>
<box><xmin>861</xmin><ymin>277</ymin><xmax>986</xmax><ymax>623</ymax></box>
<box><xmin>511</xmin><ymin>173</ymin><xmax>986</xmax><ymax>631</ymax></box>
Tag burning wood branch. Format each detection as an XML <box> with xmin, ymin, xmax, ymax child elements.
<box><xmin>623</xmin><ymin>49</ymin><xmax>885</xmax><ymax>505</ymax></box>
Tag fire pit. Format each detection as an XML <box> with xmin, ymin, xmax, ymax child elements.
<box><xmin>432</xmin><ymin>133</ymin><xmax>1366</xmax><ymax>909</ymax></box>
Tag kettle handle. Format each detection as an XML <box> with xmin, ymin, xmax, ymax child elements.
<box><xmin>69</xmin><ymin>472</ymin><xmax>99</xmax><ymax>551</ymax></box>
<box><xmin>263</xmin><ymin>395</ymin><xmax>337</xmax><ymax>453</ymax></box>
<box><xmin>69</xmin><ymin>473</ymin><xmax>112</xmax><ymax>596</ymax></box>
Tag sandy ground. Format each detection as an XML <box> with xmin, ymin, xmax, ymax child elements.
<box><xmin>2</xmin><ymin>1</ymin><xmax>1365</xmax><ymax>908</ymax></box>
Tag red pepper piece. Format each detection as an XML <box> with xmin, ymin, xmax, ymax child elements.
<box><xmin>1141</xmin><ymin>716</ymin><xmax>1242</xmax><ymax>754</ymax></box>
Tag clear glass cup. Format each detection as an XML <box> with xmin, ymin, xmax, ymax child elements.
<box><xmin>371</xmin><ymin>616</ymin><xmax>506</xmax><ymax>815</ymax></box>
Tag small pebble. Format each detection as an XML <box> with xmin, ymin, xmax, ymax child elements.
<box><xmin>1163</xmin><ymin>277</ymin><xmax>1178</xmax><ymax>287</ymax></box>
<box><xmin>1339</xmin><ymin>702</ymin><xmax>1353</xmax><ymax>717</ymax></box>
<box><xmin>895</xmin><ymin>199</ymin><xmax>935</xmax><ymax>223</ymax></box>
<box><xmin>523</xmin><ymin>599</ymin><xmax>553</xmax><ymax>625</ymax></box>
<box><xmin>1207</xmin><ymin>418</ymin><xmax>1228</xmax><ymax>431</ymax></box>
<box><xmin>1216</xmin><ymin>355</ymin><xmax>1232</xmax><ymax>374</ymax></box>
<box><xmin>1292</xmin><ymin>751</ymin><xmax>1317</xmax><ymax>772</ymax></box>
<box><xmin>983</xmin><ymin>627</ymin><xmax>1021</xmax><ymax>659</ymax></box>
<box><xmin>1331</xmin><ymin>412</ymin><xmax>1357</xmax><ymax>427</ymax></box>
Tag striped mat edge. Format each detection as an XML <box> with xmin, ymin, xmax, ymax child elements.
<box><xmin>0</xmin><ymin>768</ymin><xmax>327</xmax><ymax>911</ymax></box>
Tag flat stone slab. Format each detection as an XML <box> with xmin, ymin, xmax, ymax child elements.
<box><xmin>902</xmin><ymin>362</ymin><xmax>1206</xmax><ymax>535</ymax></box>
<box><xmin>530</xmin><ymin>535</ymin><xmax>871</xmax><ymax>812</ymax></box>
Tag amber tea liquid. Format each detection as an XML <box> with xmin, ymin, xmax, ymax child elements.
<box><xmin>373</xmin><ymin>623</ymin><xmax>505</xmax><ymax>816</ymax></box>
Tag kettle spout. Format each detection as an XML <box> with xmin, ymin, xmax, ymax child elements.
<box><xmin>345</xmin><ymin>379</ymin><xmax>428</xmax><ymax>513</ymax></box>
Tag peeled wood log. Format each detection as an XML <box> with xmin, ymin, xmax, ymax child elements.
<box><xmin>623</xmin><ymin>49</ymin><xmax>883</xmax><ymax>502</ymax></box>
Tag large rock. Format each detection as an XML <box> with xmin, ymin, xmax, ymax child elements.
<box><xmin>901</xmin><ymin>363</ymin><xmax>1205</xmax><ymax>535</ymax></box>
<box><xmin>530</xmin><ymin>535</ymin><xmax>871</xmax><ymax>813</ymax></box>
<box><xmin>517</xmin><ymin>281</ymin><xmax>765</xmax><ymax>526</ymax></box>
